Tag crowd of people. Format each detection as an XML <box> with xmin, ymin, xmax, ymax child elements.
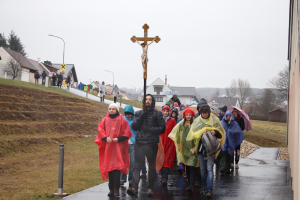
<box><xmin>33</xmin><ymin>70</ymin><xmax>70</xmax><ymax>89</ymax></box>
<box><xmin>95</xmin><ymin>94</ymin><xmax>246</xmax><ymax>198</ymax></box>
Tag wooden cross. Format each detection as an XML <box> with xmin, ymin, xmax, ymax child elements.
<box><xmin>131</xmin><ymin>24</ymin><xmax>161</xmax><ymax>79</ymax></box>
<box><xmin>131</xmin><ymin>24</ymin><xmax>161</xmax><ymax>111</ymax></box>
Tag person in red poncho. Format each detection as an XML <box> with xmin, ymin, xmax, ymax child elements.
<box><xmin>94</xmin><ymin>103</ymin><xmax>132</xmax><ymax>197</ymax></box>
<box><xmin>160</xmin><ymin>105</ymin><xmax>177</xmax><ymax>186</ymax></box>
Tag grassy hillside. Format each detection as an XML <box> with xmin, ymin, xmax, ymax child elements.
<box><xmin>0</xmin><ymin>78</ymin><xmax>111</xmax><ymax>199</ymax></box>
<box><xmin>244</xmin><ymin>120</ymin><xmax>287</xmax><ymax>148</ymax></box>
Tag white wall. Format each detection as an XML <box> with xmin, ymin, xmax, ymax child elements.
<box><xmin>21</xmin><ymin>68</ymin><xmax>29</xmax><ymax>82</ymax></box>
<box><xmin>0</xmin><ymin>47</ymin><xmax>21</xmax><ymax>80</ymax></box>
<box><xmin>141</xmin><ymin>78</ymin><xmax>171</xmax><ymax>96</ymax></box>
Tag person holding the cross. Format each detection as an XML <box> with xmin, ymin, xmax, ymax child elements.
<box><xmin>127</xmin><ymin>94</ymin><xmax>166</xmax><ymax>197</ymax></box>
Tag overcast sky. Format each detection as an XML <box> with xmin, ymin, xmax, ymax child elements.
<box><xmin>1</xmin><ymin>0</ymin><xmax>289</xmax><ymax>89</ymax></box>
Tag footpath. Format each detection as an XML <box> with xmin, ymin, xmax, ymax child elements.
<box><xmin>60</xmin><ymin>87</ymin><xmax>141</xmax><ymax>112</ymax></box>
<box><xmin>60</xmin><ymin>87</ymin><xmax>293</xmax><ymax>200</ymax></box>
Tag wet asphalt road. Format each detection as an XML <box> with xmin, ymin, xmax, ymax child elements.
<box><xmin>61</xmin><ymin>148</ymin><xmax>293</xmax><ymax>200</ymax></box>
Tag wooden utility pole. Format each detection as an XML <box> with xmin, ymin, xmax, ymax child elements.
<box><xmin>131</xmin><ymin>24</ymin><xmax>161</xmax><ymax>110</ymax></box>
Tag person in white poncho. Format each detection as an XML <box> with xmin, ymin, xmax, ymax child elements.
<box><xmin>112</xmin><ymin>84</ymin><xmax>119</xmax><ymax>103</ymax></box>
<box><xmin>99</xmin><ymin>81</ymin><xmax>107</xmax><ymax>102</ymax></box>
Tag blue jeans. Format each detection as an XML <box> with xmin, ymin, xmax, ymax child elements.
<box><xmin>198</xmin><ymin>154</ymin><xmax>215</xmax><ymax>191</ymax></box>
<box><xmin>120</xmin><ymin>144</ymin><xmax>147</xmax><ymax>182</ymax></box>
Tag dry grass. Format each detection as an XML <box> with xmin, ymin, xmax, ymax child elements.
<box><xmin>245</xmin><ymin>120</ymin><xmax>287</xmax><ymax>147</ymax></box>
<box><xmin>0</xmin><ymin>79</ymin><xmax>109</xmax><ymax>199</ymax></box>
<box><xmin>0</xmin><ymin>136</ymin><xmax>102</xmax><ymax>200</ymax></box>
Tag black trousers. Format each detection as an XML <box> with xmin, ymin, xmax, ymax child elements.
<box><xmin>231</xmin><ymin>145</ymin><xmax>241</xmax><ymax>164</ymax></box>
<box><xmin>132</xmin><ymin>143</ymin><xmax>158</xmax><ymax>190</ymax></box>
<box><xmin>186</xmin><ymin>166</ymin><xmax>197</xmax><ymax>186</ymax></box>
<box><xmin>114</xmin><ymin>96</ymin><xmax>117</xmax><ymax>103</ymax></box>
<box><xmin>108</xmin><ymin>170</ymin><xmax>120</xmax><ymax>190</ymax></box>
<box><xmin>161</xmin><ymin>167</ymin><xmax>170</xmax><ymax>182</ymax></box>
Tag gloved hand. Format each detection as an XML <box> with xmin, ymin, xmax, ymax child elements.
<box><xmin>140</xmin><ymin>111</ymin><xmax>148</xmax><ymax>119</ymax></box>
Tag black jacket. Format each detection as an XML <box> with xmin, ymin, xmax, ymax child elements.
<box><xmin>236</xmin><ymin>117</ymin><xmax>245</xmax><ymax>131</ymax></box>
<box><xmin>132</xmin><ymin>94</ymin><xmax>166</xmax><ymax>144</ymax></box>
<box><xmin>171</xmin><ymin>97</ymin><xmax>181</xmax><ymax>106</ymax></box>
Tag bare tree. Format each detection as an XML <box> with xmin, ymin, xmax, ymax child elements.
<box><xmin>3</xmin><ymin>59</ymin><xmax>21</xmax><ymax>79</ymax></box>
<box><xmin>213</xmin><ymin>88</ymin><xmax>220</xmax><ymax>98</ymax></box>
<box><xmin>225</xmin><ymin>87</ymin><xmax>230</xmax><ymax>97</ymax></box>
<box><xmin>268</xmin><ymin>65</ymin><xmax>288</xmax><ymax>102</ymax></box>
<box><xmin>229</xmin><ymin>80</ymin><xmax>237</xmax><ymax>97</ymax></box>
<box><xmin>258</xmin><ymin>89</ymin><xmax>277</xmax><ymax>117</ymax></box>
<box><xmin>237</xmin><ymin>79</ymin><xmax>252</xmax><ymax>109</ymax></box>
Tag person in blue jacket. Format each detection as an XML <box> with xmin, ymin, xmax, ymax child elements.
<box><xmin>220</xmin><ymin>110</ymin><xmax>245</xmax><ymax>174</ymax></box>
<box><xmin>120</xmin><ymin>105</ymin><xmax>147</xmax><ymax>187</ymax></box>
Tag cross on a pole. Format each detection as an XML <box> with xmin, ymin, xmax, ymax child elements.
<box><xmin>131</xmin><ymin>24</ymin><xmax>161</xmax><ymax>111</ymax></box>
<box><xmin>131</xmin><ymin>24</ymin><xmax>161</xmax><ymax>79</ymax></box>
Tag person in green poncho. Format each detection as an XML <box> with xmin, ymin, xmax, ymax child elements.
<box><xmin>186</xmin><ymin>104</ymin><xmax>226</xmax><ymax>197</ymax></box>
<box><xmin>169</xmin><ymin>108</ymin><xmax>198</xmax><ymax>195</ymax></box>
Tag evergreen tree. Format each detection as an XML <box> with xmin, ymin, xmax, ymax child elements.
<box><xmin>7</xmin><ymin>30</ymin><xmax>27</xmax><ymax>56</ymax></box>
<box><xmin>0</xmin><ymin>33</ymin><xmax>8</xmax><ymax>47</ymax></box>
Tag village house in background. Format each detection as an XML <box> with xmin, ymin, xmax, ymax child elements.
<box><xmin>268</xmin><ymin>109</ymin><xmax>287</xmax><ymax>122</ymax></box>
<box><xmin>211</xmin><ymin>96</ymin><xmax>241</xmax><ymax>108</ymax></box>
<box><xmin>140</xmin><ymin>76</ymin><xmax>199</xmax><ymax>106</ymax></box>
<box><xmin>0</xmin><ymin>47</ymin><xmax>50</xmax><ymax>83</ymax></box>
<box><xmin>43</xmin><ymin>61</ymin><xmax>58</xmax><ymax>73</ymax></box>
<box><xmin>51</xmin><ymin>63</ymin><xmax>78</xmax><ymax>87</ymax></box>
<box><xmin>90</xmin><ymin>81</ymin><xmax>100</xmax><ymax>90</ymax></box>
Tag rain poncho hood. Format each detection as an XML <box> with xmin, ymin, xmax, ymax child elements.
<box><xmin>94</xmin><ymin>113</ymin><xmax>132</xmax><ymax>180</ymax></box>
<box><xmin>197</xmin><ymin>98</ymin><xmax>208</xmax><ymax>112</ymax></box>
<box><xmin>186</xmin><ymin>112</ymin><xmax>226</xmax><ymax>158</ymax></box>
<box><xmin>124</xmin><ymin>105</ymin><xmax>138</xmax><ymax>144</ymax></box>
<box><xmin>169</xmin><ymin>120</ymin><xmax>199</xmax><ymax>167</ymax></box>
<box><xmin>160</xmin><ymin>117</ymin><xmax>177</xmax><ymax>170</ymax></box>
<box><xmin>221</xmin><ymin>110</ymin><xmax>245</xmax><ymax>155</ymax></box>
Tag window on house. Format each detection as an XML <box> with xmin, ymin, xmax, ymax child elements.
<box><xmin>154</xmin><ymin>87</ymin><xmax>163</xmax><ymax>94</ymax></box>
<box><xmin>154</xmin><ymin>97</ymin><xmax>163</xmax><ymax>102</ymax></box>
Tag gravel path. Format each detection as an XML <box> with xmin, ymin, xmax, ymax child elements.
<box><xmin>278</xmin><ymin>148</ymin><xmax>289</xmax><ymax>160</ymax></box>
<box><xmin>240</xmin><ymin>140</ymin><xmax>260</xmax><ymax>158</ymax></box>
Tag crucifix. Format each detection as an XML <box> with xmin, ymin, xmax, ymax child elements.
<box><xmin>131</xmin><ymin>24</ymin><xmax>161</xmax><ymax>111</ymax></box>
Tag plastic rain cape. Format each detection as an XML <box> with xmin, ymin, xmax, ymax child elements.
<box><xmin>221</xmin><ymin>110</ymin><xmax>245</xmax><ymax>156</ymax></box>
<box><xmin>94</xmin><ymin>113</ymin><xmax>132</xmax><ymax>180</ymax></box>
<box><xmin>168</xmin><ymin>120</ymin><xmax>199</xmax><ymax>167</ymax></box>
<box><xmin>186</xmin><ymin>114</ymin><xmax>226</xmax><ymax>158</ymax></box>
<box><xmin>160</xmin><ymin>117</ymin><xmax>177</xmax><ymax>170</ymax></box>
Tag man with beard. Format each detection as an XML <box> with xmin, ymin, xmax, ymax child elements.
<box><xmin>127</xmin><ymin>94</ymin><xmax>166</xmax><ymax>197</ymax></box>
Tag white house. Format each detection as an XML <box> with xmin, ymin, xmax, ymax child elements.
<box><xmin>140</xmin><ymin>77</ymin><xmax>199</xmax><ymax>107</ymax></box>
<box><xmin>212</xmin><ymin>97</ymin><xmax>241</xmax><ymax>108</ymax></box>
<box><xmin>0</xmin><ymin>47</ymin><xmax>48</xmax><ymax>83</ymax></box>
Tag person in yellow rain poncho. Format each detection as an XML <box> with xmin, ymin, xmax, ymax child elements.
<box><xmin>169</xmin><ymin>108</ymin><xmax>199</xmax><ymax>196</ymax></box>
<box><xmin>186</xmin><ymin>104</ymin><xmax>225</xmax><ymax>198</ymax></box>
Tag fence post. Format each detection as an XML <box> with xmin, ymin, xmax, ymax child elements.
<box><xmin>54</xmin><ymin>144</ymin><xmax>68</xmax><ymax>197</ymax></box>
<box><xmin>120</xmin><ymin>95</ymin><xmax>122</xmax><ymax>107</ymax></box>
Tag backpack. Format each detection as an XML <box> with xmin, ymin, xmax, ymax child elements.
<box><xmin>201</xmin><ymin>131</ymin><xmax>221</xmax><ymax>159</ymax></box>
